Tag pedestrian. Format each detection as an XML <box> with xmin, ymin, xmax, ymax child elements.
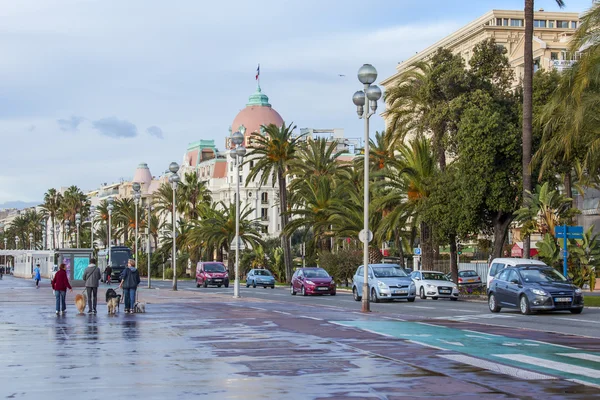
<box><xmin>50</xmin><ymin>265</ymin><xmax>59</xmax><ymax>295</ymax></box>
<box><xmin>33</xmin><ymin>264</ymin><xmax>41</xmax><ymax>288</ymax></box>
<box><xmin>119</xmin><ymin>259</ymin><xmax>141</xmax><ymax>313</ymax></box>
<box><xmin>51</xmin><ymin>263</ymin><xmax>72</xmax><ymax>315</ymax></box>
<box><xmin>105</xmin><ymin>264</ymin><xmax>112</xmax><ymax>285</ymax></box>
<box><xmin>82</xmin><ymin>258</ymin><xmax>102</xmax><ymax>314</ymax></box>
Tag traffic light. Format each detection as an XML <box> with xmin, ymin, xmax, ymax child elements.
<box><xmin>457</xmin><ymin>244</ymin><xmax>463</xmax><ymax>255</ymax></box>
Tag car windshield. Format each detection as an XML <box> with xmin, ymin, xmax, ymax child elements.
<box><xmin>422</xmin><ymin>272</ymin><xmax>448</xmax><ymax>281</ymax></box>
<box><xmin>519</xmin><ymin>268</ymin><xmax>567</xmax><ymax>283</ymax></box>
<box><xmin>254</xmin><ymin>270</ymin><xmax>272</xmax><ymax>276</ymax></box>
<box><xmin>459</xmin><ymin>271</ymin><xmax>478</xmax><ymax>277</ymax></box>
<box><xmin>304</xmin><ymin>269</ymin><xmax>329</xmax><ymax>278</ymax></box>
<box><xmin>205</xmin><ymin>263</ymin><xmax>226</xmax><ymax>273</ymax></box>
<box><xmin>373</xmin><ymin>266</ymin><xmax>408</xmax><ymax>278</ymax></box>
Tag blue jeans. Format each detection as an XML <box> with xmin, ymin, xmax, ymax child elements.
<box><xmin>55</xmin><ymin>291</ymin><xmax>66</xmax><ymax>312</ymax></box>
<box><xmin>123</xmin><ymin>288</ymin><xmax>136</xmax><ymax>310</ymax></box>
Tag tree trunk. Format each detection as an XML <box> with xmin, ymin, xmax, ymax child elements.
<box><xmin>449</xmin><ymin>234</ymin><xmax>458</xmax><ymax>284</ymax></box>
<box><xmin>522</xmin><ymin>0</ymin><xmax>534</xmax><ymax>259</ymax></box>
<box><xmin>51</xmin><ymin>216</ymin><xmax>56</xmax><ymax>249</ymax></box>
<box><xmin>226</xmin><ymin>247</ymin><xmax>234</xmax><ymax>277</ymax></box>
<box><xmin>395</xmin><ymin>228</ymin><xmax>405</xmax><ymax>268</ymax></box>
<box><xmin>564</xmin><ymin>172</ymin><xmax>574</xmax><ymax>224</ymax></box>
<box><xmin>278</xmin><ymin>169</ymin><xmax>293</xmax><ymax>283</ymax></box>
<box><xmin>420</xmin><ymin>221</ymin><xmax>434</xmax><ymax>270</ymax></box>
<box><xmin>492</xmin><ymin>211</ymin><xmax>514</xmax><ymax>259</ymax></box>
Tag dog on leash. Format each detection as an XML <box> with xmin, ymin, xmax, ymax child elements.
<box><xmin>105</xmin><ymin>288</ymin><xmax>121</xmax><ymax>314</ymax></box>
<box><xmin>132</xmin><ymin>302</ymin><xmax>146</xmax><ymax>313</ymax></box>
<box><xmin>75</xmin><ymin>293</ymin><xmax>87</xmax><ymax>314</ymax></box>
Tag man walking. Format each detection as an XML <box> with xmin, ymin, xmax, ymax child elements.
<box><xmin>119</xmin><ymin>259</ymin><xmax>141</xmax><ymax>313</ymax></box>
<box><xmin>33</xmin><ymin>264</ymin><xmax>41</xmax><ymax>288</ymax></box>
<box><xmin>82</xmin><ymin>258</ymin><xmax>101</xmax><ymax>314</ymax></box>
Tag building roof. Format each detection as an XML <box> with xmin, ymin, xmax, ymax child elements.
<box><xmin>231</xmin><ymin>84</ymin><xmax>284</xmax><ymax>143</ymax></box>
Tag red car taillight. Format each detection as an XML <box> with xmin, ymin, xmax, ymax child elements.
<box><xmin>458</xmin><ymin>278</ymin><xmax>463</xmax><ymax>283</ymax></box>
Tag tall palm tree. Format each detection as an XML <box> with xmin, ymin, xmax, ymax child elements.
<box><xmin>522</xmin><ymin>0</ymin><xmax>565</xmax><ymax>258</ymax></box>
<box><xmin>180</xmin><ymin>171</ymin><xmax>212</xmax><ymax>221</ymax></box>
<box><xmin>246</xmin><ymin>122</ymin><xmax>306</xmax><ymax>283</ymax></box>
<box><xmin>42</xmin><ymin>188</ymin><xmax>62</xmax><ymax>249</ymax></box>
<box><xmin>113</xmin><ymin>198</ymin><xmax>135</xmax><ymax>246</ymax></box>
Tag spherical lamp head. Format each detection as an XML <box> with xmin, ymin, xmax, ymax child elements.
<box><xmin>107</xmin><ymin>197</ymin><xmax>114</xmax><ymax>205</ymax></box>
<box><xmin>231</xmin><ymin>131</ymin><xmax>244</xmax><ymax>146</ymax></box>
<box><xmin>169</xmin><ymin>174</ymin><xmax>180</xmax><ymax>184</ymax></box>
<box><xmin>229</xmin><ymin>149</ymin><xmax>237</xmax><ymax>159</ymax></box>
<box><xmin>236</xmin><ymin>146</ymin><xmax>247</xmax><ymax>158</ymax></box>
<box><xmin>75</xmin><ymin>213</ymin><xmax>81</xmax><ymax>220</ymax></box>
<box><xmin>358</xmin><ymin>64</ymin><xmax>377</xmax><ymax>85</ymax></box>
<box><xmin>366</xmin><ymin>85</ymin><xmax>382</xmax><ymax>101</ymax></box>
<box><xmin>134</xmin><ymin>192</ymin><xmax>141</xmax><ymax>201</ymax></box>
<box><xmin>168</xmin><ymin>162</ymin><xmax>180</xmax><ymax>174</ymax></box>
<box><xmin>132</xmin><ymin>182</ymin><xmax>141</xmax><ymax>192</ymax></box>
<box><xmin>107</xmin><ymin>204</ymin><xmax>114</xmax><ymax>212</ymax></box>
<box><xmin>352</xmin><ymin>91</ymin><xmax>365</xmax><ymax>107</ymax></box>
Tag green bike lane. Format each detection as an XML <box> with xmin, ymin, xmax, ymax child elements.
<box><xmin>337</xmin><ymin>320</ymin><xmax>600</xmax><ymax>388</ymax></box>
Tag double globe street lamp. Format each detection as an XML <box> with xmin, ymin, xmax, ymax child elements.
<box><xmin>168</xmin><ymin>162</ymin><xmax>180</xmax><ymax>291</ymax></box>
<box><xmin>352</xmin><ymin>63</ymin><xmax>382</xmax><ymax>313</ymax></box>
<box><xmin>90</xmin><ymin>206</ymin><xmax>96</xmax><ymax>250</ymax></box>
<box><xmin>107</xmin><ymin>197</ymin><xmax>114</xmax><ymax>267</ymax></box>
<box><xmin>75</xmin><ymin>213</ymin><xmax>81</xmax><ymax>248</ymax></box>
<box><xmin>132</xmin><ymin>182</ymin><xmax>142</xmax><ymax>262</ymax></box>
<box><xmin>230</xmin><ymin>130</ymin><xmax>246</xmax><ymax>299</ymax></box>
<box><xmin>29</xmin><ymin>232</ymin><xmax>34</xmax><ymax>250</ymax></box>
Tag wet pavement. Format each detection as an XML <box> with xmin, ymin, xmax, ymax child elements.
<box><xmin>1</xmin><ymin>276</ymin><xmax>599</xmax><ymax>399</ymax></box>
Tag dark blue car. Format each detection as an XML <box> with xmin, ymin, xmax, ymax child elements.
<box><xmin>487</xmin><ymin>265</ymin><xmax>584</xmax><ymax>315</ymax></box>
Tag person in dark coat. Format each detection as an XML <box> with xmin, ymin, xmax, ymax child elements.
<box><xmin>82</xmin><ymin>258</ymin><xmax>102</xmax><ymax>314</ymax></box>
<box><xmin>51</xmin><ymin>263</ymin><xmax>72</xmax><ymax>315</ymax></box>
<box><xmin>119</xmin><ymin>259</ymin><xmax>141</xmax><ymax>313</ymax></box>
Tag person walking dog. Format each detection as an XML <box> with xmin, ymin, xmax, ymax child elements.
<box><xmin>51</xmin><ymin>263</ymin><xmax>72</xmax><ymax>315</ymax></box>
<box><xmin>119</xmin><ymin>259</ymin><xmax>141</xmax><ymax>313</ymax></box>
<box><xmin>82</xmin><ymin>258</ymin><xmax>101</xmax><ymax>314</ymax></box>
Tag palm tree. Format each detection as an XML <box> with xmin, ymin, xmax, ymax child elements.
<box><xmin>180</xmin><ymin>171</ymin><xmax>212</xmax><ymax>221</ymax></box>
<box><xmin>42</xmin><ymin>188</ymin><xmax>62</xmax><ymax>249</ymax></box>
<box><xmin>246</xmin><ymin>122</ymin><xmax>306</xmax><ymax>283</ymax></box>
<box><xmin>113</xmin><ymin>198</ymin><xmax>135</xmax><ymax>246</ymax></box>
<box><xmin>522</xmin><ymin>0</ymin><xmax>565</xmax><ymax>258</ymax></box>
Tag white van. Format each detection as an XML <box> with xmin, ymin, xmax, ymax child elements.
<box><xmin>487</xmin><ymin>258</ymin><xmax>547</xmax><ymax>287</ymax></box>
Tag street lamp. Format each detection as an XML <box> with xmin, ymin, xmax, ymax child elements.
<box><xmin>147</xmin><ymin>198</ymin><xmax>152</xmax><ymax>289</ymax></box>
<box><xmin>90</xmin><ymin>206</ymin><xmax>96</xmax><ymax>250</ymax></box>
<box><xmin>55</xmin><ymin>226</ymin><xmax>60</xmax><ymax>249</ymax></box>
<box><xmin>15</xmin><ymin>236</ymin><xmax>19</xmax><ymax>250</ymax></box>
<box><xmin>64</xmin><ymin>219</ymin><xmax>70</xmax><ymax>248</ymax></box>
<box><xmin>168</xmin><ymin>162</ymin><xmax>180</xmax><ymax>291</ymax></box>
<box><xmin>75</xmin><ymin>213</ymin><xmax>81</xmax><ymax>248</ymax></box>
<box><xmin>352</xmin><ymin>63</ymin><xmax>382</xmax><ymax>313</ymax></box>
<box><xmin>230</xmin><ymin>130</ymin><xmax>246</xmax><ymax>299</ymax></box>
<box><xmin>107</xmin><ymin>197</ymin><xmax>114</xmax><ymax>268</ymax></box>
<box><xmin>132</xmin><ymin>182</ymin><xmax>141</xmax><ymax>262</ymax></box>
<box><xmin>29</xmin><ymin>232</ymin><xmax>33</xmax><ymax>250</ymax></box>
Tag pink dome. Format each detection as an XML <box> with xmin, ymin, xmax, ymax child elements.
<box><xmin>230</xmin><ymin>85</ymin><xmax>283</xmax><ymax>145</ymax></box>
<box><xmin>132</xmin><ymin>163</ymin><xmax>152</xmax><ymax>192</ymax></box>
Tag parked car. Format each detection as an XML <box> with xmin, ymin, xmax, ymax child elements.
<box><xmin>352</xmin><ymin>264</ymin><xmax>416</xmax><ymax>303</ymax></box>
<box><xmin>487</xmin><ymin>258</ymin><xmax>547</xmax><ymax>287</ymax></box>
<box><xmin>487</xmin><ymin>265</ymin><xmax>584</xmax><ymax>314</ymax></box>
<box><xmin>246</xmin><ymin>269</ymin><xmax>276</xmax><ymax>289</ymax></box>
<box><xmin>410</xmin><ymin>270</ymin><xmax>459</xmax><ymax>300</ymax></box>
<box><xmin>290</xmin><ymin>267</ymin><xmax>336</xmax><ymax>296</ymax></box>
<box><xmin>445</xmin><ymin>270</ymin><xmax>483</xmax><ymax>288</ymax></box>
<box><xmin>196</xmin><ymin>262</ymin><xmax>229</xmax><ymax>288</ymax></box>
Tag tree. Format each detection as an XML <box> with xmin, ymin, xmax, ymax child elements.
<box><xmin>522</xmin><ymin>0</ymin><xmax>565</xmax><ymax>259</ymax></box>
<box><xmin>246</xmin><ymin>122</ymin><xmax>306</xmax><ymax>283</ymax></box>
<box><xmin>42</xmin><ymin>188</ymin><xmax>62</xmax><ymax>249</ymax></box>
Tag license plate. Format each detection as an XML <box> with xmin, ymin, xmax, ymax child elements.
<box><xmin>555</xmin><ymin>297</ymin><xmax>572</xmax><ymax>302</ymax></box>
<box><xmin>317</xmin><ymin>287</ymin><xmax>329</xmax><ymax>291</ymax></box>
<box><xmin>467</xmin><ymin>279</ymin><xmax>475</xmax><ymax>282</ymax></box>
<box><xmin>439</xmin><ymin>290</ymin><xmax>451</xmax><ymax>294</ymax></box>
<box><xmin>214</xmin><ymin>279</ymin><xmax>222</xmax><ymax>282</ymax></box>
<box><xmin>393</xmin><ymin>290</ymin><xmax>408</xmax><ymax>295</ymax></box>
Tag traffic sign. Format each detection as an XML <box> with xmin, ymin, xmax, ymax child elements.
<box><xmin>554</xmin><ymin>225</ymin><xmax>583</xmax><ymax>239</ymax></box>
<box><xmin>414</xmin><ymin>248</ymin><xmax>421</xmax><ymax>256</ymax></box>
<box><xmin>230</xmin><ymin>237</ymin><xmax>245</xmax><ymax>251</ymax></box>
<box><xmin>359</xmin><ymin>229</ymin><xmax>373</xmax><ymax>243</ymax></box>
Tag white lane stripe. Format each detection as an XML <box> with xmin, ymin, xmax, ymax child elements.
<box><xmin>440</xmin><ymin>354</ymin><xmax>556</xmax><ymax>380</ymax></box>
<box><xmin>554</xmin><ymin>317</ymin><xmax>600</xmax><ymax>325</ymax></box>
<box><xmin>407</xmin><ymin>340</ymin><xmax>445</xmax><ymax>350</ymax></box>
<box><xmin>494</xmin><ymin>354</ymin><xmax>600</xmax><ymax>379</ymax></box>
<box><xmin>567</xmin><ymin>379</ymin><xmax>600</xmax><ymax>389</ymax></box>
<box><xmin>558</xmin><ymin>353</ymin><xmax>600</xmax><ymax>363</ymax></box>
<box><xmin>461</xmin><ymin>329</ymin><xmax>503</xmax><ymax>337</ymax></box>
<box><xmin>299</xmin><ymin>316</ymin><xmax>322</xmax><ymax>321</ymax></box>
<box><xmin>411</xmin><ymin>306</ymin><xmax>436</xmax><ymax>309</ymax></box>
<box><xmin>417</xmin><ymin>322</ymin><xmax>446</xmax><ymax>328</ymax></box>
<box><xmin>249</xmin><ymin>307</ymin><xmax>266</xmax><ymax>311</ymax></box>
<box><xmin>447</xmin><ymin>309</ymin><xmax>479</xmax><ymax>313</ymax></box>
<box><xmin>382</xmin><ymin>316</ymin><xmax>407</xmax><ymax>321</ymax></box>
<box><xmin>525</xmin><ymin>339</ymin><xmax>576</xmax><ymax>349</ymax></box>
<box><xmin>271</xmin><ymin>310</ymin><xmax>292</xmax><ymax>316</ymax></box>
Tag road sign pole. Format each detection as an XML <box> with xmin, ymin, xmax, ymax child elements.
<box><xmin>563</xmin><ymin>223</ymin><xmax>568</xmax><ymax>278</ymax></box>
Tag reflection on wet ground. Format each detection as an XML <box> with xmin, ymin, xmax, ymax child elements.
<box><xmin>0</xmin><ymin>277</ymin><xmax>598</xmax><ymax>399</ymax></box>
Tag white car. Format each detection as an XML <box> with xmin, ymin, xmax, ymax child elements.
<box><xmin>410</xmin><ymin>270</ymin><xmax>459</xmax><ymax>300</ymax></box>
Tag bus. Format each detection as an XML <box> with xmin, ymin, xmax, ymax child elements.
<box><xmin>97</xmin><ymin>246</ymin><xmax>132</xmax><ymax>282</ymax></box>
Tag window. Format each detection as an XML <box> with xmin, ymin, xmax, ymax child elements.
<box><xmin>261</xmin><ymin>192</ymin><xmax>268</xmax><ymax>204</ymax></box>
<box><xmin>510</xmin><ymin>19</ymin><xmax>523</xmax><ymax>27</ymax></box>
<box><xmin>549</xmin><ymin>21</ymin><xmax>555</xmax><ymax>28</ymax></box>
<box><xmin>249</xmin><ymin>160</ymin><xmax>254</xmax><ymax>169</ymax></box>
<box><xmin>551</xmin><ymin>52</ymin><xmax>559</xmax><ymax>60</ymax></box>
<box><xmin>571</xmin><ymin>21</ymin><xmax>577</xmax><ymax>29</ymax></box>
<box><xmin>503</xmin><ymin>18</ymin><xmax>509</xmax><ymax>26</ymax></box>
<box><xmin>556</xmin><ymin>20</ymin><xmax>569</xmax><ymax>28</ymax></box>
<box><xmin>489</xmin><ymin>263</ymin><xmax>505</xmax><ymax>277</ymax></box>
<box><xmin>534</xmin><ymin>58</ymin><xmax>541</xmax><ymax>72</ymax></box>
<box><xmin>239</xmin><ymin>175</ymin><xmax>243</xmax><ymax>183</ymax></box>
<box><xmin>533</xmin><ymin>19</ymin><xmax>546</xmax><ymax>28</ymax></box>
<box><xmin>357</xmin><ymin>266</ymin><xmax>363</xmax><ymax>276</ymax></box>
<box><xmin>261</xmin><ymin>208</ymin><xmax>269</xmax><ymax>221</ymax></box>
<box><xmin>229</xmin><ymin>163</ymin><xmax>233</xmax><ymax>172</ymax></box>
<box><xmin>507</xmin><ymin>270</ymin><xmax>520</xmax><ymax>284</ymax></box>
<box><xmin>496</xmin><ymin>18</ymin><xmax>502</xmax><ymax>26</ymax></box>
<box><xmin>496</xmin><ymin>269</ymin><xmax>510</xmax><ymax>282</ymax></box>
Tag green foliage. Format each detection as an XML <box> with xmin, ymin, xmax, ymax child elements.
<box><xmin>569</xmin><ymin>226</ymin><xmax>600</xmax><ymax>291</ymax></box>
<box><xmin>318</xmin><ymin>249</ymin><xmax>362</xmax><ymax>287</ymax></box>
<box><xmin>536</xmin><ymin>233</ymin><xmax>562</xmax><ymax>268</ymax></box>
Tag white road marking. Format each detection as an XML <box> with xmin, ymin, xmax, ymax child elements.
<box><xmin>357</xmin><ymin>328</ymin><xmax>395</xmax><ymax>338</ymax></box>
<box><xmin>465</xmin><ymin>334</ymin><xmax>492</xmax><ymax>340</ymax></box>
<box><xmin>416</xmin><ymin>322</ymin><xmax>446</xmax><ymax>328</ymax></box>
<box><xmin>382</xmin><ymin>316</ymin><xmax>407</xmax><ymax>322</ymax></box>
<box><xmin>411</xmin><ymin>306</ymin><xmax>436</xmax><ymax>309</ymax></box>
<box><xmin>567</xmin><ymin>379</ymin><xmax>600</xmax><ymax>389</ymax></box>
<box><xmin>440</xmin><ymin>354</ymin><xmax>556</xmax><ymax>380</ymax></box>
<box><xmin>407</xmin><ymin>340</ymin><xmax>445</xmax><ymax>350</ymax></box>
<box><xmin>271</xmin><ymin>310</ymin><xmax>292</xmax><ymax>316</ymax></box>
<box><xmin>299</xmin><ymin>316</ymin><xmax>322</xmax><ymax>321</ymax></box>
<box><xmin>438</xmin><ymin>339</ymin><xmax>464</xmax><ymax>347</ymax></box>
<box><xmin>447</xmin><ymin>309</ymin><xmax>479</xmax><ymax>313</ymax></box>
<box><xmin>494</xmin><ymin>354</ymin><xmax>600</xmax><ymax>379</ymax></box>
<box><xmin>249</xmin><ymin>307</ymin><xmax>267</xmax><ymax>311</ymax></box>
<box><xmin>461</xmin><ymin>329</ymin><xmax>503</xmax><ymax>337</ymax></box>
<box><xmin>554</xmin><ymin>317</ymin><xmax>600</xmax><ymax>325</ymax></box>
<box><xmin>525</xmin><ymin>339</ymin><xmax>576</xmax><ymax>349</ymax></box>
<box><xmin>558</xmin><ymin>353</ymin><xmax>600</xmax><ymax>363</ymax></box>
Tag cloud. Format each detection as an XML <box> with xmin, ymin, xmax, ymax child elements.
<box><xmin>92</xmin><ymin>117</ymin><xmax>137</xmax><ymax>138</ymax></box>
<box><xmin>147</xmin><ymin>125</ymin><xmax>164</xmax><ymax>139</ymax></box>
<box><xmin>57</xmin><ymin>115</ymin><xmax>84</xmax><ymax>131</ymax></box>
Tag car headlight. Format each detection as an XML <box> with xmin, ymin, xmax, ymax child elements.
<box><xmin>575</xmin><ymin>288</ymin><xmax>582</xmax><ymax>295</ymax></box>
<box><xmin>410</xmin><ymin>282</ymin><xmax>415</xmax><ymax>288</ymax></box>
<box><xmin>426</xmin><ymin>284</ymin><xmax>436</xmax><ymax>289</ymax></box>
<box><xmin>377</xmin><ymin>281</ymin><xmax>387</xmax><ymax>288</ymax></box>
<box><xmin>305</xmin><ymin>280</ymin><xmax>315</xmax><ymax>285</ymax></box>
<box><xmin>331</xmin><ymin>280</ymin><xmax>335</xmax><ymax>285</ymax></box>
<box><xmin>531</xmin><ymin>288</ymin><xmax>548</xmax><ymax>296</ymax></box>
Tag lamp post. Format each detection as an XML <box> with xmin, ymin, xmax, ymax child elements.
<box><xmin>15</xmin><ymin>236</ymin><xmax>19</xmax><ymax>250</ymax></box>
<box><xmin>352</xmin><ymin>63</ymin><xmax>382</xmax><ymax>313</ymax></box>
<box><xmin>132</xmin><ymin>182</ymin><xmax>141</xmax><ymax>262</ymax></box>
<box><xmin>147</xmin><ymin>198</ymin><xmax>152</xmax><ymax>289</ymax></box>
<box><xmin>55</xmin><ymin>226</ymin><xmax>60</xmax><ymax>249</ymax></box>
<box><xmin>29</xmin><ymin>232</ymin><xmax>33</xmax><ymax>250</ymax></box>
<box><xmin>75</xmin><ymin>213</ymin><xmax>81</xmax><ymax>248</ymax></box>
<box><xmin>168</xmin><ymin>162</ymin><xmax>180</xmax><ymax>291</ymax></box>
<box><xmin>90</xmin><ymin>206</ymin><xmax>96</xmax><ymax>251</ymax></box>
<box><xmin>107</xmin><ymin>197</ymin><xmax>114</xmax><ymax>268</ymax></box>
<box><xmin>3</xmin><ymin>238</ymin><xmax>6</xmax><ymax>268</ymax></box>
<box><xmin>230</xmin><ymin>130</ymin><xmax>246</xmax><ymax>299</ymax></box>
<box><xmin>64</xmin><ymin>219</ymin><xmax>70</xmax><ymax>248</ymax></box>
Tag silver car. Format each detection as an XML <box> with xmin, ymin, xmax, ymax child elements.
<box><xmin>352</xmin><ymin>264</ymin><xmax>416</xmax><ymax>303</ymax></box>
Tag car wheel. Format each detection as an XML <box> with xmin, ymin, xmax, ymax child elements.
<box><xmin>371</xmin><ymin>288</ymin><xmax>380</xmax><ymax>303</ymax></box>
<box><xmin>290</xmin><ymin>284</ymin><xmax>296</xmax><ymax>295</ymax></box>
<box><xmin>196</xmin><ymin>279</ymin><xmax>200</xmax><ymax>288</ymax></box>
<box><xmin>203</xmin><ymin>281</ymin><xmax>208</xmax><ymax>288</ymax></box>
<box><xmin>330</xmin><ymin>292</ymin><xmax>336</xmax><ymax>296</ymax></box>
<box><xmin>432</xmin><ymin>297</ymin><xmax>438</xmax><ymax>300</ymax></box>
<box><xmin>301</xmin><ymin>286</ymin><xmax>307</xmax><ymax>296</ymax></box>
<box><xmin>570</xmin><ymin>308</ymin><xmax>583</xmax><ymax>314</ymax></box>
<box><xmin>217</xmin><ymin>285</ymin><xmax>222</xmax><ymax>288</ymax></box>
<box><xmin>519</xmin><ymin>295</ymin><xmax>532</xmax><ymax>315</ymax></box>
<box><xmin>450</xmin><ymin>297</ymin><xmax>458</xmax><ymax>301</ymax></box>
<box><xmin>488</xmin><ymin>293</ymin><xmax>501</xmax><ymax>313</ymax></box>
<box><xmin>253</xmin><ymin>281</ymin><xmax>257</xmax><ymax>288</ymax></box>
<box><xmin>271</xmin><ymin>285</ymin><xmax>275</xmax><ymax>289</ymax></box>
<box><xmin>407</xmin><ymin>297</ymin><xmax>415</xmax><ymax>302</ymax></box>
<box><xmin>246</xmin><ymin>281</ymin><xmax>250</xmax><ymax>288</ymax></box>
<box><xmin>353</xmin><ymin>286</ymin><xmax>362</xmax><ymax>301</ymax></box>
<box><xmin>419</xmin><ymin>287</ymin><xmax>426</xmax><ymax>300</ymax></box>
<box><xmin>224</xmin><ymin>283</ymin><xmax>229</xmax><ymax>288</ymax></box>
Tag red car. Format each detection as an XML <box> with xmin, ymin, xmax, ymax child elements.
<box><xmin>290</xmin><ymin>267</ymin><xmax>336</xmax><ymax>296</ymax></box>
<box><xmin>196</xmin><ymin>262</ymin><xmax>229</xmax><ymax>288</ymax></box>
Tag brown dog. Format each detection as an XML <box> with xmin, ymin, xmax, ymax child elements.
<box><xmin>75</xmin><ymin>293</ymin><xmax>87</xmax><ymax>314</ymax></box>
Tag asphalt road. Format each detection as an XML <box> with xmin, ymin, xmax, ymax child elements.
<box><xmin>149</xmin><ymin>279</ymin><xmax>600</xmax><ymax>339</ymax></box>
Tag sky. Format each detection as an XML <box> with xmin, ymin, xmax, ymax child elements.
<box><xmin>0</xmin><ymin>0</ymin><xmax>593</xmax><ymax>205</ymax></box>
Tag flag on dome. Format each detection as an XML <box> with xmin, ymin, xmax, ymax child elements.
<box><xmin>256</xmin><ymin>64</ymin><xmax>260</xmax><ymax>80</ymax></box>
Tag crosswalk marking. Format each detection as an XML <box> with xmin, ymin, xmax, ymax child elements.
<box><xmin>494</xmin><ymin>354</ymin><xmax>600</xmax><ymax>379</ymax></box>
<box><xmin>440</xmin><ymin>354</ymin><xmax>556</xmax><ymax>380</ymax></box>
<box><xmin>558</xmin><ymin>353</ymin><xmax>600</xmax><ymax>363</ymax></box>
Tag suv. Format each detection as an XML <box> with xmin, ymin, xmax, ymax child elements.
<box><xmin>352</xmin><ymin>264</ymin><xmax>416</xmax><ymax>303</ymax></box>
<box><xmin>196</xmin><ymin>262</ymin><xmax>229</xmax><ymax>288</ymax></box>
<box><xmin>487</xmin><ymin>258</ymin><xmax>546</xmax><ymax>287</ymax></box>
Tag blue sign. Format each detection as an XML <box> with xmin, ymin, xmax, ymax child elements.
<box><xmin>554</xmin><ymin>225</ymin><xmax>584</xmax><ymax>277</ymax></box>
<box><xmin>413</xmin><ymin>248</ymin><xmax>421</xmax><ymax>256</ymax></box>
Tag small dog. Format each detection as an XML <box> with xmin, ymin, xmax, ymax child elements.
<box><xmin>75</xmin><ymin>293</ymin><xmax>87</xmax><ymax>314</ymax></box>
<box><xmin>105</xmin><ymin>288</ymin><xmax>121</xmax><ymax>314</ymax></box>
<box><xmin>132</xmin><ymin>302</ymin><xmax>146</xmax><ymax>313</ymax></box>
